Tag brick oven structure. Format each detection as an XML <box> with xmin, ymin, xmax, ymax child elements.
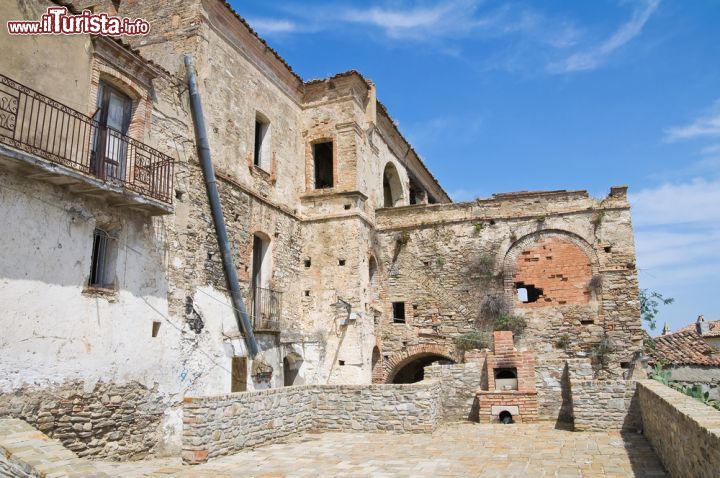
<box><xmin>477</xmin><ymin>331</ymin><xmax>539</xmax><ymax>423</ymax></box>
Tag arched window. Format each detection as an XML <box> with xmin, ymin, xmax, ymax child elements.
<box><xmin>382</xmin><ymin>162</ymin><xmax>403</xmax><ymax>207</ymax></box>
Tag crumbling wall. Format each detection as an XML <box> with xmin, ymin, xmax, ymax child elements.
<box><xmin>373</xmin><ymin>188</ymin><xmax>642</xmax><ymax>382</ymax></box>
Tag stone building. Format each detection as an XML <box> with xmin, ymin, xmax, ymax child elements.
<box><xmin>0</xmin><ymin>0</ymin><xmax>642</xmax><ymax>459</ymax></box>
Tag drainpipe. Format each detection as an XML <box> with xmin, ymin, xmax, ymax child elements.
<box><xmin>184</xmin><ymin>55</ymin><xmax>259</xmax><ymax>358</ymax></box>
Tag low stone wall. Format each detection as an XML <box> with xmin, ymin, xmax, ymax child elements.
<box><xmin>535</xmin><ymin>358</ymin><xmax>589</xmax><ymax>422</ymax></box>
<box><xmin>570</xmin><ymin>380</ymin><xmax>640</xmax><ymax>431</ymax></box>
<box><xmin>182</xmin><ymin>382</ymin><xmax>442</xmax><ymax>464</ymax></box>
<box><xmin>424</xmin><ymin>362</ymin><xmax>483</xmax><ymax>421</ymax></box>
<box><xmin>0</xmin><ymin>381</ymin><xmax>174</xmax><ymax>461</ymax></box>
<box><xmin>0</xmin><ymin>419</ymin><xmax>111</xmax><ymax>477</ymax></box>
<box><xmin>638</xmin><ymin>380</ymin><xmax>720</xmax><ymax>478</ymax></box>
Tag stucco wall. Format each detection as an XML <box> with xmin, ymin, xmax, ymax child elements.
<box><xmin>0</xmin><ymin>0</ymin><xmax>92</xmax><ymax>113</ymax></box>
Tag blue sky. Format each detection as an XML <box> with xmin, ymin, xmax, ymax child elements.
<box><xmin>231</xmin><ymin>0</ymin><xmax>720</xmax><ymax>334</ymax></box>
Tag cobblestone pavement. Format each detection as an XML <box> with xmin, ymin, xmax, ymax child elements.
<box><xmin>95</xmin><ymin>423</ymin><xmax>667</xmax><ymax>477</ymax></box>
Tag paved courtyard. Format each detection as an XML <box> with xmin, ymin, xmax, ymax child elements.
<box><xmin>95</xmin><ymin>423</ymin><xmax>667</xmax><ymax>478</ymax></box>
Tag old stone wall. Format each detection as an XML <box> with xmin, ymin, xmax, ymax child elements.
<box><xmin>638</xmin><ymin>379</ymin><xmax>720</xmax><ymax>478</ymax></box>
<box><xmin>374</xmin><ymin>188</ymin><xmax>642</xmax><ymax>382</ymax></box>
<box><xmin>424</xmin><ymin>362</ymin><xmax>483</xmax><ymax>421</ymax></box>
<box><xmin>182</xmin><ymin>382</ymin><xmax>442</xmax><ymax>464</ymax></box>
<box><xmin>0</xmin><ymin>419</ymin><xmax>111</xmax><ymax>477</ymax></box>
<box><xmin>570</xmin><ymin>380</ymin><xmax>640</xmax><ymax>432</ymax></box>
<box><xmin>535</xmin><ymin>359</ymin><xmax>576</xmax><ymax>422</ymax></box>
<box><xmin>0</xmin><ymin>382</ymin><xmax>173</xmax><ymax>461</ymax></box>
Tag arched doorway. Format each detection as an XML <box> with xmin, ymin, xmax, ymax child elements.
<box><xmin>382</xmin><ymin>162</ymin><xmax>403</xmax><ymax>207</ymax></box>
<box><xmin>391</xmin><ymin>353</ymin><xmax>454</xmax><ymax>383</ymax></box>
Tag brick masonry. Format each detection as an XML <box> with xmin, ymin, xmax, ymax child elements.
<box><xmin>512</xmin><ymin>237</ymin><xmax>593</xmax><ymax>308</ymax></box>
<box><xmin>182</xmin><ymin>382</ymin><xmax>442</xmax><ymax>464</ymax></box>
<box><xmin>638</xmin><ymin>380</ymin><xmax>720</xmax><ymax>478</ymax></box>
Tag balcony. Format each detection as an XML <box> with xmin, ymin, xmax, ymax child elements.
<box><xmin>0</xmin><ymin>74</ymin><xmax>174</xmax><ymax>215</ymax></box>
<box><xmin>248</xmin><ymin>287</ymin><xmax>282</xmax><ymax>333</ymax></box>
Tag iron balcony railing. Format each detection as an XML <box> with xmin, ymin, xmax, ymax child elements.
<box><xmin>0</xmin><ymin>74</ymin><xmax>174</xmax><ymax>204</ymax></box>
<box><xmin>249</xmin><ymin>286</ymin><xmax>282</xmax><ymax>332</ymax></box>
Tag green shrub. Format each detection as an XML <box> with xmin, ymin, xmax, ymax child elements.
<box><xmin>455</xmin><ymin>331</ymin><xmax>490</xmax><ymax>352</ymax></box>
<box><xmin>555</xmin><ymin>333</ymin><xmax>571</xmax><ymax>350</ymax></box>
<box><xmin>397</xmin><ymin>231</ymin><xmax>411</xmax><ymax>245</ymax></box>
<box><xmin>493</xmin><ymin>315</ymin><xmax>527</xmax><ymax>336</ymax></box>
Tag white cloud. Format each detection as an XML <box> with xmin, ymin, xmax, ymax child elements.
<box><xmin>548</xmin><ymin>0</ymin><xmax>659</xmax><ymax>73</ymax></box>
<box><xmin>630</xmin><ymin>178</ymin><xmax>720</xmax><ymax>227</ymax></box>
<box><xmin>246</xmin><ymin>18</ymin><xmax>300</xmax><ymax>35</ymax></box>
<box><xmin>700</xmin><ymin>144</ymin><xmax>720</xmax><ymax>155</ymax></box>
<box><xmin>664</xmin><ymin>101</ymin><xmax>720</xmax><ymax>142</ymax></box>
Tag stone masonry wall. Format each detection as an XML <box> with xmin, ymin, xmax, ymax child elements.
<box><xmin>182</xmin><ymin>382</ymin><xmax>442</xmax><ymax>464</ymax></box>
<box><xmin>535</xmin><ymin>358</ymin><xmax>589</xmax><ymax>423</ymax></box>
<box><xmin>638</xmin><ymin>379</ymin><xmax>720</xmax><ymax>478</ymax></box>
<box><xmin>571</xmin><ymin>380</ymin><xmax>640</xmax><ymax>432</ymax></box>
<box><xmin>374</xmin><ymin>188</ymin><xmax>642</xmax><ymax>383</ymax></box>
<box><xmin>0</xmin><ymin>382</ymin><xmax>173</xmax><ymax>461</ymax></box>
<box><xmin>424</xmin><ymin>363</ymin><xmax>483</xmax><ymax>421</ymax></box>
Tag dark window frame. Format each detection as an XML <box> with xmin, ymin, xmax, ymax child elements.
<box><xmin>313</xmin><ymin>141</ymin><xmax>334</xmax><ymax>189</ymax></box>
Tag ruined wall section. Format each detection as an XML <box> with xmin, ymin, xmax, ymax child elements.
<box><xmin>374</xmin><ymin>188</ymin><xmax>641</xmax><ymax>379</ymax></box>
<box><xmin>294</xmin><ymin>215</ymin><xmax>377</xmax><ymax>385</ymax></box>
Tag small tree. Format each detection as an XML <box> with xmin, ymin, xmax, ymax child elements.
<box><xmin>640</xmin><ymin>289</ymin><xmax>674</xmax><ymax>331</ymax></box>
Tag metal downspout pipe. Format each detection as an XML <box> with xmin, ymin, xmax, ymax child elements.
<box><xmin>184</xmin><ymin>55</ymin><xmax>259</xmax><ymax>358</ymax></box>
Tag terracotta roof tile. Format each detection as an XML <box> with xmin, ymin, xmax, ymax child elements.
<box><xmin>677</xmin><ymin>319</ymin><xmax>720</xmax><ymax>338</ymax></box>
<box><xmin>650</xmin><ymin>329</ymin><xmax>720</xmax><ymax>366</ymax></box>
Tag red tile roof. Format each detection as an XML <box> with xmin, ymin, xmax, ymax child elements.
<box><xmin>650</xmin><ymin>329</ymin><xmax>720</xmax><ymax>367</ymax></box>
<box><xmin>677</xmin><ymin>319</ymin><xmax>720</xmax><ymax>338</ymax></box>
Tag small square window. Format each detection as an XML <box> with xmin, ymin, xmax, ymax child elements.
<box><xmin>304</xmin><ymin>259</ymin><xmax>311</xmax><ymax>268</ymax></box>
<box><xmin>339</xmin><ymin>259</ymin><xmax>346</xmax><ymax>266</ymax></box>
<box><xmin>304</xmin><ymin>290</ymin><xmax>310</xmax><ymax>297</ymax></box>
<box><xmin>392</xmin><ymin>302</ymin><xmax>406</xmax><ymax>324</ymax></box>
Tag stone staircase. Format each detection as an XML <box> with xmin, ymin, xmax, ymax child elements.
<box><xmin>0</xmin><ymin>419</ymin><xmax>110</xmax><ymax>477</ymax></box>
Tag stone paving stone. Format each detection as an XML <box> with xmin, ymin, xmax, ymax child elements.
<box><xmin>90</xmin><ymin>422</ymin><xmax>669</xmax><ymax>477</ymax></box>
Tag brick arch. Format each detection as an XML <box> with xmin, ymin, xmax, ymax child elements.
<box><xmin>503</xmin><ymin>230</ymin><xmax>599</xmax><ymax>308</ymax></box>
<box><xmin>383</xmin><ymin>344</ymin><xmax>456</xmax><ymax>383</ymax></box>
